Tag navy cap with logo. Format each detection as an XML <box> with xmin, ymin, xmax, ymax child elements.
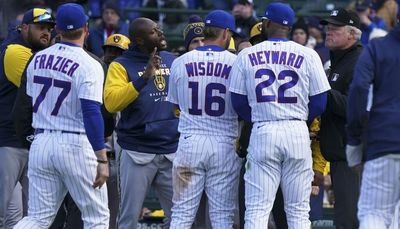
<box><xmin>205</xmin><ymin>10</ymin><xmax>237</xmax><ymax>35</ymax></box>
<box><xmin>320</xmin><ymin>8</ymin><xmax>361</xmax><ymax>29</ymax></box>
<box><xmin>183</xmin><ymin>15</ymin><xmax>204</xmax><ymax>51</ymax></box>
<box><xmin>56</xmin><ymin>3</ymin><xmax>89</xmax><ymax>31</ymax></box>
<box><xmin>262</xmin><ymin>3</ymin><xmax>295</xmax><ymax>27</ymax></box>
<box><xmin>22</xmin><ymin>8</ymin><xmax>55</xmax><ymax>25</ymax></box>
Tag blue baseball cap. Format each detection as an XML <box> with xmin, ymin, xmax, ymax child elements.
<box><xmin>205</xmin><ymin>10</ymin><xmax>237</xmax><ymax>34</ymax></box>
<box><xmin>56</xmin><ymin>3</ymin><xmax>88</xmax><ymax>31</ymax></box>
<box><xmin>262</xmin><ymin>3</ymin><xmax>295</xmax><ymax>27</ymax></box>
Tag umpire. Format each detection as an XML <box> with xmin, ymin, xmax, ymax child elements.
<box><xmin>0</xmin><ymin>8</ymin><xmax>54</xmax><ymax>228</ymax></box>
<box><xmin>319</xmin><ymin>8</ymin><xmax>363</xmax><ymax>229</ymax></box>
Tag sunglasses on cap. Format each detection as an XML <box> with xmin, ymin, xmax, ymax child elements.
<box><xmin>32</xmin><ymin>12</ymin><xmax>53</xmax><ymax>23</ymax></box>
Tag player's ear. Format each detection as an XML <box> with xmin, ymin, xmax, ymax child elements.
<box><xmin>136</xmin><ymin>37</ymin><xmax>144</xmax><ymax>46</ymax></box>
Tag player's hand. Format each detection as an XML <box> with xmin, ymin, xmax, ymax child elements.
<box><xmin>93</xmin><ymin>149</ymin><xmax>109</xmax><ymax>189</ymax></box>
<box><xmin>311</xmin><ymin>185</ymin><xmax>320</xmax><ymax>196</ymax></box>
<box><xmin>312</xmin><ymin>170</ymin><xmax>324</xmax><ymax>186</ymax></box>
<box><xmin>93</xmin><ymin>163</ymin><xmax>109</xmax><ymax>189</ymax></box>
<box><xmin>143</xmin><ymin>47</ymin><xmax>161</xmax><ymax>81</ymax></box>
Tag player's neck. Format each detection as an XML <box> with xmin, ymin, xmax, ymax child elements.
<box><xmin>61</xmin><ymin>38</ymin><xmax>84</xmax><ymax>48</ymax></box>
<box><xmin>203</xmin><ymin>39</ymin><xmax>225</xmax><ymax>49</ymax></box>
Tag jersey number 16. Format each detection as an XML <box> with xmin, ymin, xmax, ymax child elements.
<box><xmin>188</xmin><ymin>82</ymin><xmax>225</xmax><ymax>117</ymax></box>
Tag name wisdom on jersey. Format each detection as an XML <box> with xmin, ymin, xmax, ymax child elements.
<box><xmin>185</xmin><ymin>61</ymin><xmax>232</xmax><ymax>79</ymax></box>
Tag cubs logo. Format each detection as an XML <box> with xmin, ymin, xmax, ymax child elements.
<box><xmin>154</xmin><ymin>70</ymin><xmax>166</xmax><ymax>91</ymax></box>
<box><xmin>113</xmin><ymin>35</ymin><xmax>121</xmax><ymax>43</ymax></box>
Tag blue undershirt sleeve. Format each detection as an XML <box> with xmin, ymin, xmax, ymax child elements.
<box><xmin>231</xmin><ymin>92</ymin><xmax>252</xmax><ymax>122</ymax></box>
<box><xmin>308</xmin><ymin>92</ymin><xmax>327</xmax><ymax>125</ymax></box>
<box><xmin>80</xmin><ymin>98</ymin><xmax>105</xmax><ymax>151</ymax></box>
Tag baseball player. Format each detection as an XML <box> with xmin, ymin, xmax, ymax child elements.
<box><xmin>102</xmin><ymin>33</ymin><xmax>130</xmax><ymax>229</ymax></box>
<box><xmin>167</xmin><ymin>10</ymin><xmax>242</xmax><ymax>228</ymax></box>
<box><xmin>346</xmin><ymin>23</ymin><xmax>400</xmax><ymax>228</ymax></box>
<box><xmin>104</xmin><ymin>17</ymin><xmax>178</xmax><ymax>229</ymax></box>
<box><xmin>14</xmin><ymin>3</ymin><xmax>110</xmax><ymax>228</ymax></box>
<box><xmin>229</xmin><ymin>3</ymin><xmax>331</xmax><ymax>228</ymax></box>
<box><xmin>0</xmin><ymin>7</ymin><xmax>54</xmax><ymax>228</ymax></box>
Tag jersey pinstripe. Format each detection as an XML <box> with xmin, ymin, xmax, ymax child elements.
<box><xmin>229</xmin><ymin>40</ymin><xmax>330</xmax><ymax>122</ymax></box>
<box><xmin>26</xmin><ymin>43</ymin><xmax>104</xmax><ymax>132</ymax></box>
<box><xmin>167</xmin><ymin>48</ymin><xmax>238</xmax><ymax>137</ymax></box>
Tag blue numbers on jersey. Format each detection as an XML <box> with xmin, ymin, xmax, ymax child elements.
<box><xmin>32</xmin><ymin>75</ymin><xmax>71</xmax><ymax>116</ymax></box>
<box><xmin>255</xmin><ymin>69</ymin><xmax>299</xmax><ymax>103</ymax></box>
<box><xmin>188</xmin><ymin>82</ymin><xmax>226</xmax><ymax>117</ymax></box>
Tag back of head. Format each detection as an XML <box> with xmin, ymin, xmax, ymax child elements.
<box><xmin>262</xmin><ymin>3</ymin><xmax>295</xmax><ymax>27</ymax></box>
<box><xmin>56</xmin><ymin>3</ymin><xmax>89</xmax><ymax>41</ymax></box>
<box><xmin>262</xmin><ymin>3</ymin><xmax>295</xmax><ymax>38</ymax></box>
<box><xmin>204</xmin><ymin>10</ymin><xmax>237</xmax><ymax>40</ymax></box>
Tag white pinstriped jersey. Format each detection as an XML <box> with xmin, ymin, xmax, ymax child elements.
<box><xmin>167</xmin><ymin>47</ymin><xmax>238</xmax><ymax>137</ymax></box>
<box><xmin>26</xmin><ymin>43</ymin><xmax>104</xmax><ymax>132</ymax></box>
<box><xmin>229</xmin><ymin>40</ymin><xmax>330</xmax><ymax>122</ymax></box>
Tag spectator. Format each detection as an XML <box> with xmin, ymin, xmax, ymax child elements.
<box><xmin>354</xmin><ymin>0</ymin><xmax>387</xmax><ymax>45</ymax></box>
<box><xmin>307</xmin><ymin>16</ymin><xmax>330</xmax><ymax>65</ymax></box>
<box><xmin>291</xmin><ymin>18</ymin><xmax>309</xmax><ymax>46</ymax></box>
<box><xmin>183</xmin><ymin>15</ymin><xmax>204</xmax><ymax>52</ymax></box>
<box><xmin>232</xmin><ymin>0</ymin><xmax>258</xmax><ymax>37</ymax></box>
<box><xmin>87</xmin><ymin>1</ymin><xmax>128</xmax><ymax>57</ymax></box>
<box><xmin>319</xmin><ymin>8</ymin><xmax>363</xmax><ymax>229</ymax></box>
<box><xmin>373</xmin><ymin>0</ymin><xmax>398</xmax><ymax>30</ymax></box>
<box><xmin>89</xmin><ymin>0</ymin><xmax>144</xmax><ymax>21</ymax></box>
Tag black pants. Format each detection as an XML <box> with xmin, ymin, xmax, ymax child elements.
<box><xmin>330</xmin><ymin>161</ymin><xmax>361</xmax><ymax>229</ymax></box>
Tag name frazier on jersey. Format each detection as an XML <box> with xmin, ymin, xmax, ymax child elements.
<box><xmin>33</xmin><ymin>54</ymin><xmax>80</xmax><ymax>77</ymax></box>
<box><xmin>248</xmin><ymin>50</ymin><xmax>304</xmax><ymax>69</ymax></box>
<box><xmin>185</xmin><ymin>61</ymin><xmax>232</xmax><ymax>79</ymax></box>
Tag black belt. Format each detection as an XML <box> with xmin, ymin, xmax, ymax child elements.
<box><xmin>107</xmin><ymin>151</ymin><xmax>115</xmax><ymax>160</ymax></box>
<box><xmin>35</xmin><ymin>129</ymin><xmax>84</xmax><ymax>135</ymax></box>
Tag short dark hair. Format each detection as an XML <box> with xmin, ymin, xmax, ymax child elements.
<box><xmin>203</xmin><ymin>27</ymin><xmax>223</xmax><ymax>40</ymax></box>
<box><xmin>59</xmin><ymin>27</ymin><xmax>84</xmax><ymax>40</ymax></box>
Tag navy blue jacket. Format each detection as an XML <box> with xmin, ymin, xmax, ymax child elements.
<box><xmin>347</xmin><ymin>24</ymin><xmax>400</xmax><ymax>161</ymax></box>
<box><xmin>115</xmin><ymin>46</ymin><xmax>179</xmax><ymax>154</ymax></box>
<box><xmin>87</xmin><ymin>21</ymin><xmax>128</xmax><ymax>57</ymax></box>
<box><xmin>0</xmin><ymin>33</ymin><xmax>30</xmax><ymax>148</ymax></box>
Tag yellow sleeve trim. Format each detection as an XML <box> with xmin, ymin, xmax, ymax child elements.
<box><xmin>312</xmin><ymin>140</ymin><xmax>328</xmax><ymax>175</ymax></box>
<box><xmin>104</xmin><ymin>61</ymin><xmax>140</xmax><ymax>112</ymax></box>
<box><xmin>4</xmin><ymin>44</ymin><xmax>32</xmax><ymax>87</ymax></box>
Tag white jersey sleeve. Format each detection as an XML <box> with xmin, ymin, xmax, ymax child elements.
<box><xmin>75</xmin><ymin>59</ymin><xmax>104</xmax><ymax>103</ymax></box>
<box><xmin>166</xmin><ymin>60</ymin><xmax>180</xmax><ymax>105</ymax></box>
<box><xmin>307</xmin><ymin>50</ymin><xmax>331</xmax><ymax>96</ymax></box>
<box><xmin>229</xmin><ymin>54</ymin><xmax>247</xmax><ymax>95</ymax></box>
